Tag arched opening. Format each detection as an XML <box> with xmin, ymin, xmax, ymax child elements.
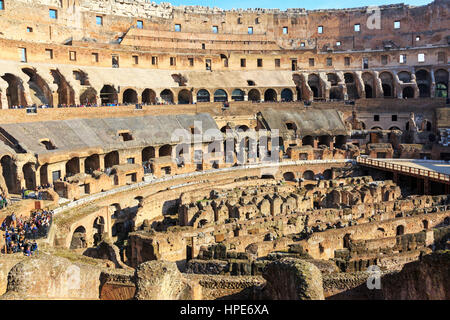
<box><xmin>160</xmin><ymin>89</ymin><xmax>174</xmax><ymax>104</ymax></box>
<box><xmin>319</xmin><ymin>135</ymin><xmax>332</xmax><ymax>147</ymax></box>
<box><xmin>80</xmin><ymin>88</ymin><xmax>97</xmax><ymax>105</ymax></box>
<box><xmin>308</xmin><ymin>74</ymin><xmax>322</xmax><ymax>99</ymax></box>
<box><xmin>402</xmin><ymin>86</ymin><xmax>414</xmax><ymax>99</ymax></box>
<box><xmin>328</xmin><ymin>73</ymin><xmax>343</xmax><ymax>100</ymax></box>
<box><xmin>302</xmin><ymin>170</ymin><xmax>314</xmax><ymax>180</ymax></box>
<box><xmin>23</xmin><ymin>163</ymin><xmax>36</xmax><ymax>190</ymax></box>
<box><xmin>362</xmin><ymin>72</ymin><xmax>375</xmax><ymax>99</ymax></box>
<box><xmin>22</xmin><ymin>68</ymin><xmax>53</xmax><ymax>106</ymax></box>
<box><xmin>70</xmin><ymin>226</ymin><xmax>87</xmax><ymax>249</ymax></box>
<box><xmin>1</xmin><ymin>73</ymin><xmax>27</xmax><ymax>107</ymax></box>
<box><xmin>396</xmin><ymin>225</ymin><xmax>405</xmax><ymax>236</ymax></box>
<box><xmin>283</xmin><ymin>172</ymin><xmax>295</xmax><ymax>181</ymax></box>
<box><xmin>85</xmin><ymin>154</ymin><xmax>100</xmax><ymax>174</ymax></box>
<box><xmin>196</xmin><ymin>89</ymin><xmax>210</xmax><ymax>103</ymax></box>
<box><xmin>264</xmin><ymin>89</ymin><xmax>277</xmax><ymax>102</ymax></box>
<box><xmin>422</xmin><ymin>220</ymin><xmax>429</xmax><ymax>230</ymax></box>
<box><xmin>380</xmin><ymin>72</ymin><xmax>394</xmax><ymax>98</ymax></box>
<box><xmin>122</xmin><ymin>89</ymin><xmax>138</xmax><ymax>104</ymax></box>
<box><xmin>178</xmin><ymin>89</ymin><xmax>192</xmax><ymax>104</ymax></box>
<box><xmin>281</xmin><ymin>88</ymin><xmax>293</xmax><ymax>102</ymax></box>
<box><xmin>65</xmin><ymin>157</ymin><xmax>80</xmax><ymax>177</ymax></box>
<box><xmin>51</xmin><ymin>69</ymin><xmax>75</xmax><ymax>106</ymax></box>
<box><xmin>231</xmin><ymin>89</ymin><xmax>245</xmax><ymax>101</ymax></box>
<box><xmin>248</xmin><ymin>89</ymin><xmax>261</xmax><ymax>102</ymax></box>
<box><xmin>236</xmin><ymin>125</ymin><xmax>250</xmax><ymax>132</ymax></box>
<box><xmin>159</xmin><ymin>144</ymin><xmax>172</xmax><ymax>157</ymax></box>
<box><xmin>100</xmin><ymin>85</ymin><xmax>118</xmax><ymax>105</ymax></box>
<box><xmin>93</xmin><ymin>216</ymin><xmax>105</xmax><ymax>246</ymax></box>
<box><xmin>435</xmin><ymin>69</ymin><xmax>449</xmax><ymax>98</ymax></box>
<box><xmin>142</xmin><ymin>146</ymin><xmax>155</xmax><ymax>164</ymax></box>
<box><xmin>302</xmin><ymin>136</ymin><xmax>314</xmax><ymax>147</ymax></box>
<box><xmin>214</xmin><ymin>89</ymin><xmax>228</xmax><ymax>102</ymax></box>
<box><xmin>104</xmin><ymin>151</ymin><xmax>119</xmax><ymax>169</ymax></box>
<box><xmin>415</xmin><ymin>70</ymin><xmax>431</xmax><ymax>97</ymax></box>
<box><xmin>335</xmin><ymin>135</ymin><xmax>347</xmax><ymax>149</ymax></box>
<box><xmin>329</xmin><ymin>87</ymin><xmax>343</xmax><ymax>100</ymax></box>
<box><xmin>344</xmin><ymin>73</ymin><xmax>358</xmax><ymax>99</ymax></box>
<box><xmin>142</xmin><ymin>89</ymin><xmax>156</xmax><ymax>105</ymax></box>
<box><xmin>323</xmin><ymin>169</ymin><xmax>332</xmax><ymax>180</ymax></box>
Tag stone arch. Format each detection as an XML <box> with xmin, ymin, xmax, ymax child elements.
<box><xmin>196</xmin><ymin>89</ymin><xmax>210</xmax><ymax>103</ymax></box>
<box><xmin>100</xmin><ymin>85</ymin><xmax>118</xmax><ymax>105</ymax></box>
<box><xmin>396</xmin><ymin>225</ymin><xmax>405</xmax><ymax>236</ymax></box>
<box><xmin>308</xmin><ymin>74</ymin><xmax>322</xmax><ymax>99</ymax></box>
<box><xmin>283</xmin><ymin>172</ymin><xmax>295</xmax><ymax>181</ymax></box>
<box><xmin>281</xmin><ymin>88</ymin><xmax>293</xmax><ymax>102</ymax></box>
<box><xmin>335</xmin><ymin>135</ymin><xmax>347</xmax><ymax>149</ymax></box>
<box><xmin>51</xmin><ymin>69</ymin><xmax>75</xmax><ymax>106</ymax></box>
<box><xmin>159</xmin><ymin>144</ymin><xmax>172</xmax><ymax>157</ymax></box>
<box><xmin>122</xmin><ymin>88</ymin><xmax>138</xmax><ymax>104</ymax></box>
<box><xmin>248</xmin><ymin>89</ymin><xmax>261</xmax><ymax>102</ymax></box>
<box><xmin>142</xmin><ymin>89</ymin><xmax>156</xmax><ymax>105</ymax></box>
<box><xmin>70</xmin><ymin>225</ymin><xmax>87</xmax><ymax>249</ymax></box>
<box><xmin>264</xmin><ymin>88</ymin><xmax>277</xmax><ymax>102</ymax></box>
<box><xmin>66</xmin><ymin>157</ymin><xmax>80</xmax><ymax>177</ymax></box>
<box><xmin>79</xmin><ymin>87</ymin><xmax>97</xmax><ymax>105</ymax></box>
<box><xmin>323</xmin><ymin>169</ymin><xmax>332</xmax><ymax>180</ymax></box>
<box><xmin>231</xmin><ymin>89</ymin><xmax>245</xmax><ymax>101</ymax></box>
<box><xmin>319</xmin><ymin>135</ymin><xmax>332</xmax><ymax>147</ymax></box>
<box><xmin>178</xmin><ymin>89</ymin><xmax>192</xmax><ymax>104</ymax></box>
<box><xmin>85</xmin><ymin>154</ymin><xmax>100</xmax><ymax>174</ymax></box>
<box><xmin>302</xmin><ymin>170</ymin><xmax>314</xmax><ymax>180</ymax></box>
<box><xmin>104</xmin><ymin>151</ymin><xmax>119</xmax><ymax>169</ymax></box>
<box><xmin>22</xmin><ymin>68</ymin><xmax>53</xmax><ymax>106</ymax></box>
<box><xmin>362</xmin><ymin>72</ymin><xmax>375</xmax><ymax>99</ymax></box>
<box><xmin>1</xmin><ymin>73</ymin><xmax>27</xmax><ymax>107</ymax></box>
<box><xmin>214</xmin><ymin>89</ymin><xmax>228</xmax><ymax>102</ymax></box>
<box><xmin>435</xmin><ymin>69</ymin><xmax>448</xmax><ymax>98</ymax></box>
<box><xmin>302</xmin><ymin>136</ymin><xmax>314</xmax><ymax>147</ymax></box>
<box><xmin>142</xmin><ymin>146</ymin><xmax>155</xmax><ymax>163</ymax></box>
<box><xmin>22</xmin><ymin>162</ymin><xmax>36</xmax><ymax>190</ymax></box>
<box><xmin>415</xmin><ymin>69</ymin><xmax>431</xmax><ymax>98</ymax></box>
<box><xmin>344</xmin><ymin>72</ymin><xmax>359</xmax><ymax>99</ymax></box>
<box><xmin>403</xmin><ymin>86</ymin><xmax>414</xmax><ymax>99</ymax></box>
<box><xmin>160</xmin><ymin>89</ymin><xmax>174</xmax><ymax>104</ymax></box>
<box><xmin>379</xmin><ymin>72</ymin><xmax>394</xmax><ymax>98</ymax></box>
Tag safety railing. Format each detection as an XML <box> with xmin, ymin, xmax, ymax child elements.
<box><xmin>357</xmin><ymin>157</ymin><xmax>450</xmax><ymax>183</ymax></box>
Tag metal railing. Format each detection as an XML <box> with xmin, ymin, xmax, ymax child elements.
<box><xmin>357</xmin><ymin>157</ymin><xmax>450</xmax><ymax>183</ymax></box>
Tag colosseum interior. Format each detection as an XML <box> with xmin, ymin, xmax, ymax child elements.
<box><xmin>0</xmin><ymin>0</ymin><xmax>448</xmax><ymax>303</ymax></box>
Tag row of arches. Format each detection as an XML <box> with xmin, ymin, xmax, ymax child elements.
<box><xmin>303</xmin><ymin>69</ymin><xmax>449</xmax><ymax>100</ymax></box>
<box><xmin>100</xmin><ymin>87</ymin><xmax>296</xmax><ymax>105</ymax></box>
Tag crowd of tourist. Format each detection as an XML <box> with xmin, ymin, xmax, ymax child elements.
<box><xmin>1</xmin><ymin>210</ymin><xmax>53</xmax><ymax>255</ymax></box>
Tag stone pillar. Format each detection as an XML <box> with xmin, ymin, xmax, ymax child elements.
<box><xmin>99</xmin><ymin>154</ymin><xmax>105</xmax><ymax>171</ymax></box>
<box><xmin>79</xmin><ymin>157</ymin><xmax>86</xmax><ymax>174</ymax></box>
<box><xmin>430</xmin><ymin>69</ymin><xmax>436</xmax><ymax>97</ymax></box>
